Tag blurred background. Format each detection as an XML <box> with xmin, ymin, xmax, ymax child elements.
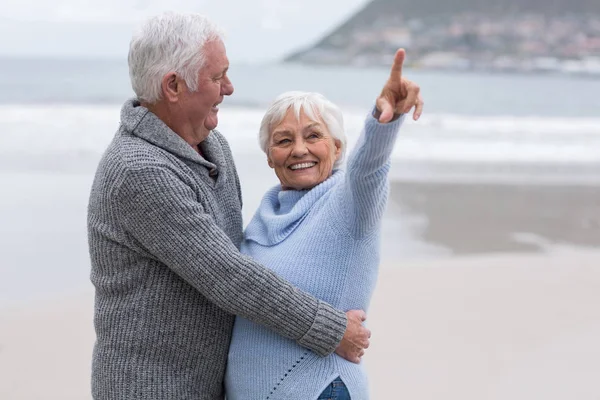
<box><xmin>1</xmin><ymin>1</ymin><xmax>599</xmax><ymax>399</ymax></box>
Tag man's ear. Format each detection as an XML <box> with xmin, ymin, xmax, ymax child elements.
<box><xmin>161</xmin><ymin>72</ymin><xmax>180</xmax><ymax>102</ymax></box>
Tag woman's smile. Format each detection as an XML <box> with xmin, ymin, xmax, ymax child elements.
<box><xmin>288</xmin><ymin>161</ymin><xmax>317</xmax><ymax>171</ymax></box>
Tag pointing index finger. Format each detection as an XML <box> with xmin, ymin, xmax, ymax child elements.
<box><xmin>389</xmin><ymin>48</ymin><xmax>406</xmax><ymax>81</ymax></box>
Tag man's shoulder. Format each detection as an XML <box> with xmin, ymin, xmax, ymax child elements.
<box><xmin>102</xmin><ymin>129</ymin><xmax>176</xmax><ymax>171</ymax></box>
<box><xmin>92</xmin><ymin>131</ymin><xmax>182</xmax><ymax>194</ymax></box>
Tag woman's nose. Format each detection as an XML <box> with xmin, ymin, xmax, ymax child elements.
<box><xmin>291</xmin><ymin>140</ymin><xmax>308</xmax><ymax>156</ymax></box>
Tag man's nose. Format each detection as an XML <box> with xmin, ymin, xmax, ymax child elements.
<box><xmin>222</xmin><ymin>76</ymin><xmax>234</xmax><ymax>96</ymax></box>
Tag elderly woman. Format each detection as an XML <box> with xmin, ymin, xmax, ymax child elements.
<box><xmin>224</xmin><ymin>50</ymin><xmax>423</xmax><ymax>400</ymax></box>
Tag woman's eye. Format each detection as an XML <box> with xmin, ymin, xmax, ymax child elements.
<box><xmin>277</xmin><ymin>139</ymin><xmax>291</xmax><ymax>145</ymax></box>
<box><xmin>308</xmin><ymin>133</ymin><xmax>320</xmax><ymax>139</ymax></box>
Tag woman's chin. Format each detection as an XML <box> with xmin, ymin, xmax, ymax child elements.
<box><xmin>281</xmin><ymin>176</ymin><xmax>325</xmax><ymax>191</ymax></box>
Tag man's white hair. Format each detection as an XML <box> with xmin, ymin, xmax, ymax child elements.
<box><xmin>259</xmin><ymin>91</ymin><xmax>348</xmax><ymax>170</ymax></box>
<box><xmin>128</xmin><ymin>12</ymin><xmax>224</xmax><ymax>104</ymax></box>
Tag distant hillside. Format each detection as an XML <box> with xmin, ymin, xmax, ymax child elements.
<box><xmin>285</xmin><ymin>0</ymin><xmax>600</xmax><ymax>75</ymax></box>
<box><xmin>330</xmin><ymin>0</ymin><xmax>600</xmax><ymax>30</ymax></box>
<box><xmin>368</xmin><ymin>0</ymin><xmax>599</xmax><ymax>16</ymax></box>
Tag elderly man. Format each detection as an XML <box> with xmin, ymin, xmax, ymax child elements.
<box><xmin>87</xmin><ymin>12</ymin><xmax>370</xmax><ymax>400</ymax></box>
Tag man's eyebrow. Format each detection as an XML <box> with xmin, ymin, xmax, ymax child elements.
<box><xmin>214</xmin><ymin>66</ymin><xmax>228</xmax><ymax>77</ymax></box>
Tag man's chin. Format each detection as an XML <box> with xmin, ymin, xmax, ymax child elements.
<box><xmin>204</xmin><ymin>116</ymin><xmax>218</xmax><ymax>132</ymax></box>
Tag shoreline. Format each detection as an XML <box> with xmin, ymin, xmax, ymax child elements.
<box><xmin>2</xmin><ymin>169</ymin><xmax>600</xmax><ymax>306</ymax></box>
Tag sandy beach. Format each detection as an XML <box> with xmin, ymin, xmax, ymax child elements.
<box><xmin>368</xmin><ymin>251</ymin><xmax>600</xmax><ymax>400</ymax></box>
<box><xmin>1</xmin><ymin>250</ymin><xmax>600</xmax><ymax>399</ymax></box>
<box><xmin>1</xmin><ymin>171</ymin><xmax>600</xmax><ymax>399</ymax></box>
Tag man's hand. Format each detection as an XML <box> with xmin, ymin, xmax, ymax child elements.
<box><xmin>334</xmin><ymin>310</ymin><xmax>371</xmax><ymax>363</ymax></box>
<box><xmin>376</xmin><ymin>48</ymin><xmax>424</xmax><ymax>123</ymax></box>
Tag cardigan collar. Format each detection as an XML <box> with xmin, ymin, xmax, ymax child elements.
<box><xmin>119</xmin><ymin>98</ymin><xmax>225</xmax><ymax>173</ymax></box>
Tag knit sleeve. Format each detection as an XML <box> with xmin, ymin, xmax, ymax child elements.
<box><xmin>340</xmin><ymin>108</ymin><xmax>404</xmax><ymax>238</ymax></box>
<box><xmin>115</xmin><ymin>165</ymin><xmax>346</xmax><ymax>357</ymax></box>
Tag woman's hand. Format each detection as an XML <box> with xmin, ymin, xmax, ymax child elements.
<box><xmin>375</xmin><ymin>48</ymin><xmax>424</xmax><ymax>123</ymax></box>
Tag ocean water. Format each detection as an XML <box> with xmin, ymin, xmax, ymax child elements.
<box><xmin>1</xmin><ymin>58</ymin><xmax>599</xmax><ymax>305</ymax></box>
<box><xmin>2</xmin><ymin>57</ymin><xmax>600</xmax><ymax>182</ymax></box>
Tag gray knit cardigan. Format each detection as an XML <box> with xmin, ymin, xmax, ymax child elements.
<box><xmin>87</xmin><ymin>99</ymin><xmax>347</xmax><ymax>400</ymax></box>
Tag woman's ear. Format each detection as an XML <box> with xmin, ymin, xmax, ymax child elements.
<box><xmin>334</xmin><ymin>139</ymin><xmax>342</xmax><ymax>161</ymax></box>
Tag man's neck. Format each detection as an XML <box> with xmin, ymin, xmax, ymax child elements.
<box><xmin>144</xmin><ymin>101</ymin><xmax>210</xmax><ymax>152</ymax></box>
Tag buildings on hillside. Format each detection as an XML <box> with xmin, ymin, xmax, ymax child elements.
<box><xmin>288</xmin><ymin>13</ymin><xmax>600</xmax><ymax>75</ymax></box>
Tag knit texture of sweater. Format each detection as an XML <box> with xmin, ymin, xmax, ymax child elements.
<box><xmin>87</xmin><ymin>99</ymin><xmax>347</xmax><ymax>400</ymax></box>
<box><xmin>225</xmin><ymin>111</ymin><xmax>404</xmax><ymax>400</ymax></box>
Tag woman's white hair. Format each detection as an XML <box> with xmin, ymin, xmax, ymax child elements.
<box><xmin>259</xmin><ymin>91</ymin><xmax>348</xmax><ymax>169</ymax></box>
<box><xmin>128</xmin><ymin>12</ymin><xmax>224</xmax><ymax>104</ymax></box>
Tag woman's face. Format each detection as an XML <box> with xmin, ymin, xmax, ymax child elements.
<box><xmin>267</xmin><ymin>108</ymin><xmax>341</xmax><ymax>191</ymax></box>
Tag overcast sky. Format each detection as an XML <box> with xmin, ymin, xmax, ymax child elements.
<box><xmin>0</xmin><ymin>0</ymin><xmax>369</xmax><ymax>62</ymax></box>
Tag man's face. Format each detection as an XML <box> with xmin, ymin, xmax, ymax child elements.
<box><xmin>179</xmin><ymin>39</ymin><xmax>234</xmax><ymax>135</ymax></box>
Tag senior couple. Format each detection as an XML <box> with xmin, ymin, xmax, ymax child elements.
<box><xmin>88</xmin><ymin>12</ymin><xmax>423</xmax><ymax>400</ymax></box>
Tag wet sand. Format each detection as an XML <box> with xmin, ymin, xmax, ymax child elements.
<box><xmin>387</xmin><ymin>181</ymin><xmax>600</xmax><ymax>255</ymax></box>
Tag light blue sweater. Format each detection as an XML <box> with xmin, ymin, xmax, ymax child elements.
<box><xmin>225</xmin><ymin>111</ymin><xmax>404</xmax><ymax>400</ymax></box>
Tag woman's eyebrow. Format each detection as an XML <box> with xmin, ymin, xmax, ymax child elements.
<box><xmin>303</xmin><ymin>122</ymin><xmax>322</xmax><ymax>131</ymax></box>
<box><xmin>272</xmin><ymin>129</ymin><xmax>293</xmax><ymax>137</ymax></box>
